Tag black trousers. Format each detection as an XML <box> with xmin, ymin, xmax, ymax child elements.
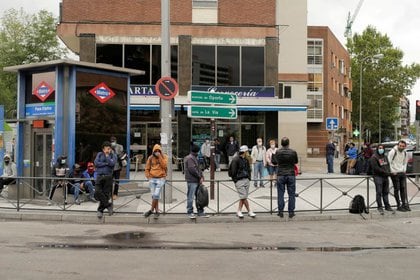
<box><xmin>0</xmin><ymin>178</ymin><xmax>16</xmax><ymax>192</ymax></box>
<box><xmin>112</xmin><ymin>170</ymin><xmax>121</xmax><ymax>195</ymax></box>
<box><xmin>94</xmin><ymin>175</ymin><xmax>113</xmax><ymax>212</ymax></box>
<box><xmin>373</xmin><ymin>176</ymin><xmax>390</xmax><ymax>208</ymax></box>
<box><xmin>390</xmin><ymin>173</ymin><xmax>408</xmax><ymax>207</ymax></box>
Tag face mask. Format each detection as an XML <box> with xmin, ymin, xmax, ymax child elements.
<box><xmin>111</xmin><ymin>142</ymin><xmax>116</xmax><ymax>147</ymax></box>
<box><xmin>270</xmin><ymin>145</ymin><xmax>275</xmax><ymax>149</ymax></box>
<box><xmin>378</xmin><ymin>149</ymin><xmax>384</xmax><ymax>155</ymax></box>
<box><xmin>257</xmin><ymin>141</ymin><xmax>262</xmax><ymax>145</ymax></box>
<box><xmin>4</xmin><ymin>160</ymin><xmax>10</xmax><ymax>164</ymax></box>
<box><xmin>206</xmin><ymin>140</ymin><xmax>210</xmax><ymax>144</ymax></box>
<box><xmin>153</xmin><ymin>152</ymin><xmax>160</xmax><ymax>157</ymax></box>
<box><xmin>61</xmin><ymin>159</ymin><xmax>66</xmax><ymax>164</ymax></box>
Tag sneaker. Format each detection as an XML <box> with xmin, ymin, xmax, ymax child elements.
<box><xmin>198</xmin><ymin>213</ymin><xmax>210</xmax><ymax>218</ymax></box>
<box><xmin>259</xmin><ymin>185</ymin><xmax>265</xmax><ymax>188</ymax></box>
<box><xmin>75</xmin><ymin>199</ymin><xmax>81</xmax><ymax>205</ymax></box>
<box><xmin>144</xmin><ymin>210</ymin><xmax>153</xmax><ymax>218</ymax></box>
<box><xmin>188</xmin><ymin>213</ymin><xmax>196</xmax><ymax>219</ymax></box>
<box><xmin>236</xmin><ymin>211</ymin><xmax>244</xmax><ymax>218</ymax></box>
<box><xmin>277</xmin><ymin>212</ymin><xmax>284</xmax><ymax>218</ymax></box>
<box><xmin>153</xmin><ymin>212</ymin><xmax>160</xmax><ymax>219</ymax></box>
<box><xmin>403</xmin><ymin>205</ymin><xmax>411</xmax><ymax>212</ymax></box>
<box><xmin>288</xmin><ymin>213</ymin><xmax>295</xmax><ymax>219</ymax></box>
<box><xmin>384</xmin><ymin>206</ymin><xmax>393</xmax><ymax>211</ymax></box>
<box><xmin>97</xmin><ymin>211</ymin><xmax>103</xmax><ymax>219</ymax></box>
<box><xmin>47</xmin><ymin>200</ymin><xmax>53</xmax><ymax>206</ymax></box>
<box><xmin>216</xmin><ymin>168</ymin><xmax>221</xmax><ymax>172</ymax></box>
<box><xmin>248</xmin><ymin>211</ymin><xmax>256</xmax><ymax>217</ymax></box>
<box><xmin>378</xmin><ymin>208</ymin><xmax>384</xmax><ymax>215</ymax></box>
<box><xmin>397</xmin><ymin>206</ymin><xmax>407</xmax><ymax>212</ymax></box>
<box><xmin>107</xmin><ymin>204</ymin><xmax>113</xmax><ymax>216</ymax></box>
<box><xmin>89</xmin><ymin>197</ymin><xmax>97</xmax><ymax>203</ymax></box>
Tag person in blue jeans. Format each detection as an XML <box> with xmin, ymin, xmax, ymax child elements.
<box><xmin>81</xmin><ymin>162</ymin><xmax>97</xmax><ymax>202</ymax></box>
<box><xmin>271</xmin><ymin>137</ymin><xmax>298</xmax><ymax>218</ymax></box>
<box><xmin>325</xmin><ymin>140</ymin><xmax>335</xmax><ymax>173</ymax></box>
<box><xmin>184</xmin><ymin>144</ymin><xmax>209</xmax><ymax>219</ymax></box>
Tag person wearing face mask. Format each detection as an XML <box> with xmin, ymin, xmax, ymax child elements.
<box><xmin>265</xmin><ymin>140</ymin><xmax>278</xmax><ymax>182</ymax></box>
<box><xmin>388</xmin><ymin>140</ymin><xmax>410</xmax><ymax>212</ymax></box>
<box><xmin>251</xmin><ymin>137</ymin><xmax>266</xmax><ymax>188</ymax></box>
<box><xmin>369</xmin><ymin>144</ymin><xmax>392</xmax><ymax>214</ymax></box>
<box><xmin>48</xmin><ymin>155</ymin><xmax>70</xmax><ymax>205</ymax></box>
<box><xmin>81</xmin><ymin>162</ymin><xmax>97</xmax><ymax>202</ymax></box>
<box><xmin>144</xmin><ymin>144</ymin><xmax>168</xmax><ymax>219</ymax></box>
<box><xmin>109</xmin><ymin>136</ymin><xmax>125</xmax><ymax>200</ymax></box>
<box><xmin>200</xmin><ymin>138</ymin><xmax>211</xmax><ymax>171</ymax></box>
<box><xmin>0</xmin><ymin>154</ymin><xmax>17</xmax><ymax>195</ymax></box>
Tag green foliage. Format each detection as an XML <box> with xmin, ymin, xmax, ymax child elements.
<box><xmin>347</xmin><ymin>26</ymin><xmax>420</xmax><ymax>142</ymax></box>
<box><xmin>0</xmin><ymin>8</ymin><xmax>67</xmax><ymax>118</ymax></box>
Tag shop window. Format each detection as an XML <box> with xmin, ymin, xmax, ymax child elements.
<box><xmin>192</xmin><ymin>45</ymin><xmax>216</xmax><ymax>85</ymax></box>
<box><xmin>217</xmin><ymin>46</ymin><xmax>240</xmax><ymax>86</ymax></box>
<box><xmin>242</xmin><ymin>46</ymin><xmax>264</xmax><ymax>86</ymax></box>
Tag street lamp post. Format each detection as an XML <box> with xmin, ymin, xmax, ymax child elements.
<box><xmin>358</xmin><ymin>53</ymin><xmax>384</xmax><ymax>151</ymax></box>
<box><xmin>378</xmin><ymin>95</ymin><xmax>393</xmax><ymax>143</ymax></box>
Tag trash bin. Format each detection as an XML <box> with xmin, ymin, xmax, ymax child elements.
<box><xmin>411</xmin><ymin>151</ymin><xmax>420</xmax><ymax>174</ymax></box>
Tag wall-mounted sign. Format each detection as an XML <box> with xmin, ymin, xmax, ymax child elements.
<box><xmin>89</xmin><ymin>82</ymin><xmax>116</xmax><ymax>103</ymax></box>
<box><xmin>33</xmin><ymin>81</ymin><xmax>54</xmax><ymax>102</ymax></box>
<box><xmin>130</xmin><ymin>85</ymin><xmax>157</xmax><ymax>96</ymax></box>
<box><xmin>191</xmin><ymin>86</ymin><xmax>275</xmax><ymax>98</ymax></box>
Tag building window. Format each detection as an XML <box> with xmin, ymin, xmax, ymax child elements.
<box><xmin>307</xmin><ymin>94</ymin><xmax>323</xmax><ymax>119</ymax></box>
<box><xmin>192</xmin><ymin>45</ymin><xmax>264</xmax><ymax>86</ymax></box>
<box><xmin>307</xmin><ymin>73</ymin><xmax>323</xmax><ymax>92</ymax></box>
<box><xmin>339</xmin><ymin>59</ymin><xmax>345</xmax><ymax>75</ymax></box>
<box><xmin>279</xmin><ymin>83</ymin><xmax>292</xmax><ymax>99</ymax></box>
<box><xmin>307</xmin><ymin>40</ymin><xmax>323</xmax><ymax>65</ymax></box>
<box><xmin>96</xmin><ymin>44</ymin><xmax>123</xmax><ymax>67</ymax></box>
<box><xmin>193</xmin><ymin>0</ymin><xmax>218</xmax><ymax>7</ymax></box>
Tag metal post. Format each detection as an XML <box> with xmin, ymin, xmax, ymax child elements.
<box><xmin>358</xmin><ymin>63</ymin><xmax>363</xmax><ymax>151</ymax></box>
<box><xmin>161</xmin><ymin>0</ymin><xmax>173</xmax><ymax>203</ymax></box>
<box><xmin>210</xmin><ymin>119</ymin><xmax>215</xmax><ymax>199</ymax></box>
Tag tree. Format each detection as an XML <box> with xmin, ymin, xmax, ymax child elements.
<box><xmin>0</xmin><ymin>8</ymin><xmax>68</xmax><ymax>118</ymax></box>
<box><xmin>347</xmin><ymin>26</ymin><xmax>420</xmax><ymax>142</ymax></box>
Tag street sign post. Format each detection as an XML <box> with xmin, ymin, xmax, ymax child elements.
<box><xmin>188</xmin><ymin>106</ymin><xmax>237</xmax><ymax>119</ymax></box>
<box><xmin>326</xmin><ymin>117</ymin><xmax>339</xmax><ymax>130</ymax></box>
<box><xmin>188</xmin><ymin>90</ymin><xmax>237</xmax><ymax>105</ymax></box>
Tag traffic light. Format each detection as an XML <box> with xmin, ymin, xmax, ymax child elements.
<box><xmin>416</xmin><ymin>100</ymin><xmax>420</xmax><ymax>121</ymax></box>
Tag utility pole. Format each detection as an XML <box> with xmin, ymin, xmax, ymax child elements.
<box><xmin>161</xmin><ymin>0</ymin><xmax>173</xmax><ymax>203</ymax></box>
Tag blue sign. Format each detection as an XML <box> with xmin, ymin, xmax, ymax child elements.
<box><xmin>191</xmin><ymin>86</ymin><xmax>275</xmax><ymax>98</ymax></box>
<box><xmin>326</xmin><ymin>117</ymin><xmax>339</xmax><ymax>130</ymax></box>
<box><xmin>25</xmin><ymin>103</ymin><xmax>55</xmax><ymax>117</ymax></box>
<box><xmin>409</xmin><ymin>134</ymin><xmax>415</xmax><ymax>140</ymax></box>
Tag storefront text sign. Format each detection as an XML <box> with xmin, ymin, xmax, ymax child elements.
<box><xmin>191</xmin><ymin>86</ymin><xmax>275</xmax><ymax>98</ymax></box>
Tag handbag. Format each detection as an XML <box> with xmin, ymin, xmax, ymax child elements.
<box><xmin>262</xmin><ymin>167</ymin><xmax>269</xmax><ymax>177</ymax></box>
<box><xmin>294</xmin><ymin>164</ymin><xmax>299</xmax><ymax>176</ymax></box>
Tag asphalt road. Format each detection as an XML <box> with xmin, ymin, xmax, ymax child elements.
<box><xmin>1</xmin><ymin>217</ymin><xmax>420</xmax><ymax>280</ymax></box>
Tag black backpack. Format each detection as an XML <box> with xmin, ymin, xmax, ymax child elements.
<box><xmin>349</xmin><ymin>195</ymin><xmax>369</xmax><ymax>215</ymax></box>
<box><xmin>196</xmin><ymin>184</ymin><xmax>209</xmax><ymax>208</ymax></box>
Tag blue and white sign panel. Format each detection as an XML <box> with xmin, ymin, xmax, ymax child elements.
<box><xmin>25</xmin><ymin>103</ymin><xmax>55</xmax><ymax>117</ymax></box>
<box><xmin>326</xmin><ymin>117</ymin><xmax>339</xmax><ymax>130</ymax></box>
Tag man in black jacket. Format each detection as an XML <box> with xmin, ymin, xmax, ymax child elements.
<box><xmin>271</xmin><ymin>137</ymin><xmax>298</xmax><ymax>218</ymax></box>
<box><xmin>369</xmin><ymin>144</ymin><xmax>393</xmax><ymax>214</ymax></box>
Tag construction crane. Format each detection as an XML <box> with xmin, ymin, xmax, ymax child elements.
<box><xmin>344</xmin><ymin>0</ymin><xmax>365</xmax><ymax>38</ymax></box>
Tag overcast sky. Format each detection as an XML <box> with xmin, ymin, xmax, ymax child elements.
<box><xmin>1</xmin><ymin>0</ymin><xmax>419</xmax><ymax>120</ymax></box>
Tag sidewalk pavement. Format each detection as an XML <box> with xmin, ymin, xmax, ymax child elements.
<box><xmin>1</xmin><ymin>157</ymin><xmax>419</xmax><ymax>224</ymax></box>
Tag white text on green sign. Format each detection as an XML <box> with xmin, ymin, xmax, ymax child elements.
<box><xmin>188</xmin><ymin>106</ymin><xmax>238</xmax><ymax>119</ymax></box>
<box><xmin>188</xmin><ymin>90</ymin><xmax>237</xmax><ymax>105</ymax></box>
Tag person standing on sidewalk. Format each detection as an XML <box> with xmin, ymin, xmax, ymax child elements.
<box><xmin>200</xmin><ymin>138</ymin><xmax>211</xmax><ymax>171</ymax></box>
<box><xmin>271</xmin><ymin>137</ymin><xmax>298</xmax><ymax>218</ymax></box>
<box><xmin>228</xmin><ymin>145</ymin><xmax>256</xmax><ymax>218</ymax></box>
<box><xmin>251</xmin><ymin>137</ymin><xmax>266</xmax><ymax>188</ymax></box>
<box><xmin>325</xmin><ymin>139</ymin><xmax>335</xmax><ymax>173</ymax></box>
<box><xmin>265</xmin><ymin>139</ymin><xmax>278</xmax><ymax>182</ymax></box>
<box><xmin>110</xmin><ymin>136</ymin><xmax>124</xmax><ymax>200</ymax></box>
<box><xmin>144</xmin><ymin>144</ymin><xmax>168</xmax><ymax>219</ymax></box>
<box><xmin>94</xmin><ymin>141</ymin><xmax>116</xmax><ymax>218</ymax></box>
<box><xmin>369</xmin><ymin>144</ymin><xmax>393</xmax><ymax>214</ymax></box>
<box><xmin>388</xmin><ymin>140</ymin><xmax>410</xmax><ymax>212</ymax></box>
<box><xmin>225</xmin><ymin>136</ymin><xmax>239</xmax><ymax>164</ymax></box>
<box><xmin>184</xmin><ymin>144</ymin><xmax>209</xmax><ymax>219</ymax></box>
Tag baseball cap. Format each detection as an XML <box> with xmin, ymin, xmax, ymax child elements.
<box><xmin>239</xmin><ymin>145</ymin><xmax>248</xmax><ymax>152</ymax></box>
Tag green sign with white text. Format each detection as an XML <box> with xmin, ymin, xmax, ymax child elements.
<box><xmin>188</xmin><ymin>90</ymin><xmax>237</xmax><ymax>105</ymax></box>
<box><xmin>188</xmin><ymin>106</ymin><xmax>238</xmax><ymax>119</ymax></box>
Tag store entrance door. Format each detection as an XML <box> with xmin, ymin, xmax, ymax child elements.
<box><xmin>32</xmin><ymin>129</ymin><xmax>53</xmax><ymax>197</ymax></box>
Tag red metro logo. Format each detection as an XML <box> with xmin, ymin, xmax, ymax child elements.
<box><xmin>89</xmin><ymin>82</ymin><xmax>116</xmax><ymax>104</ymax></box>
<box><xmin>33</xmin><ymin>81</ymin><xmax>54</xmax><ymax>102</ymax></box>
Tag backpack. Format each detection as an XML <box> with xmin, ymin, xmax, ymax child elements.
<box><xmin>349</xmin><ymin>195</ymin><xmax>368</xmax><ymax>215</ymax></box>
<box><xmin>196</xmin><ymin>184</ymin><xmax>209</xmax><ymax>208</ymax></box>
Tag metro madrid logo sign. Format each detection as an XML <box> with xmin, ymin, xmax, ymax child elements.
<box><xmin>33</xmin><ymin>81</ymin><xmax>54</xmax><ymax>102</ymax></box>
<box><xmin>89</xmin><ymin>82</ymin><xmax>115</xmax><ymax>103</ymax></box>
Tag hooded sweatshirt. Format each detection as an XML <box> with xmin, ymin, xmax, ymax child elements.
<box><xmin>145</xmin><ymin>144</ymin><xmax>168</xmax><ymax>179</ymax></box>
<box><xmin>387</xmin><ymin>145</ymin><xmax>408</xmax><ymax>173</ymax></box>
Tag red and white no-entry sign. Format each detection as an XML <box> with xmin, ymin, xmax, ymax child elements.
<box><xmin>155</xmin><ymin>76</ymin><xmax>178</xmax><ymax>100</ymax></box>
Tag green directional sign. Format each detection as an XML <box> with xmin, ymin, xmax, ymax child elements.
<box><xmin>188</xmin><ymin>90</ymin><xmax>237</xmax><ymax>105</ymax></box>
<box><xmin>188</xmin><ymin>106</ymin><xmax>238</xmax><ymax>119</ymax></box>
